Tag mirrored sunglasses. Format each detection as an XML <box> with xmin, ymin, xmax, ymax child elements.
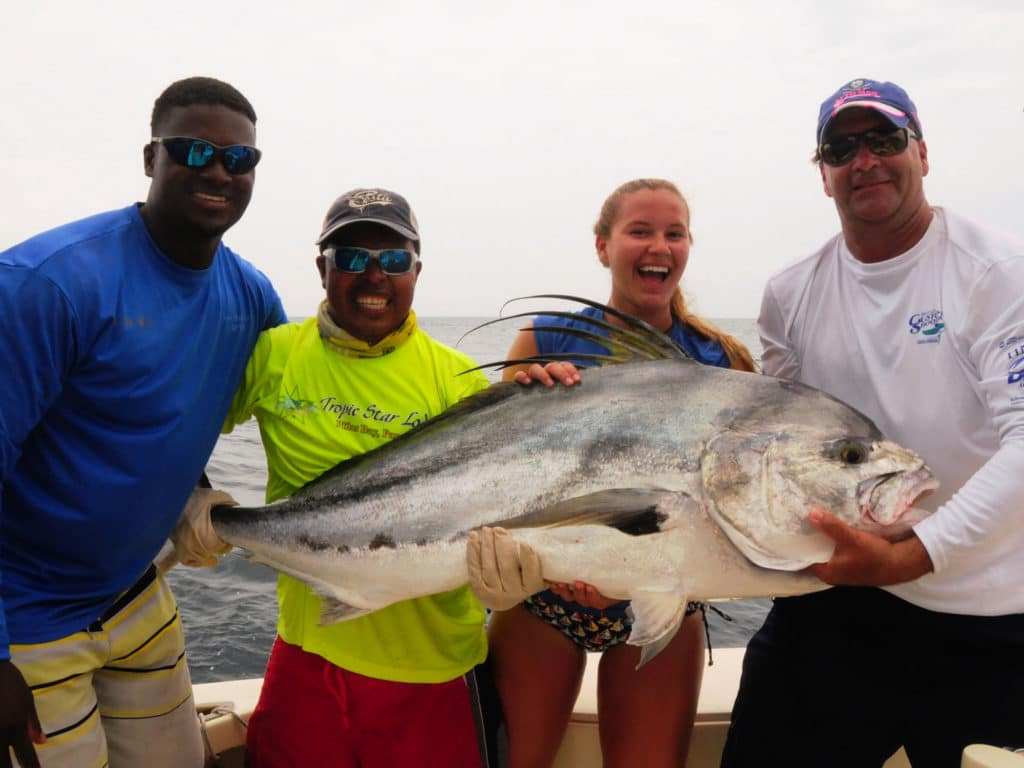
<box><xmin>151</xmin><ymin>136</ymin><xmax>262</xmax><ymax>174</ymax></box>
<box><xmin>323</xmin><ymin>246</ymin><xmax>418</xmax><ymax>275</ymax></box>
<box><xmin>818</xmin><ymin>127</ymin><xmax>915</xmax><ymax>167</ymax></box>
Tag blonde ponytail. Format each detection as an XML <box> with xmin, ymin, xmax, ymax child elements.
<box><xmin>669</xmin><ymin>289</ymin><xmax>757</xmax><ymax>373</ymax></box>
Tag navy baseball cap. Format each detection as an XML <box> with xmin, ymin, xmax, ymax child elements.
<box><xmin>317</xmin><ymin>188</ymin><xmax>420</xmax><ymax>246</ymax></box>
<box><xmin>817</xmin><ymin>78</ymin><xmax>923</xmax><ymax>145</ymax></box>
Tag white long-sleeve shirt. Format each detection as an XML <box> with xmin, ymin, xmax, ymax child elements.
<box><xmin>759</xmin><ymin>207</ymin><xmax>1024</xmax><ymax>615</ymax></box>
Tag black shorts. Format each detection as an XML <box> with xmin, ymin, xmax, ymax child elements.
<box><xmin>720</xmin><ymin>587</ymin><xmax>1024</xmax><ymax>768</ymax></box>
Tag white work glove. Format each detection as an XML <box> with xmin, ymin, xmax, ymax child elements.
<box><xmin>170</xmin><ymin>487</ymin><xmax>237</xmax><ymax>567</ymax></box>
<box><xmin>466</xmin><ymin>526</ymin><xmax>546</xmax><ymax>611</ymax></box>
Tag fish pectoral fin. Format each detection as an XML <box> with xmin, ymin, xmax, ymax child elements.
<box><xmin>313</xmin><ymin>589</ymin><xmax>372</xmax><ymax>625</ymax></box>
<box><xmin>626</xmin><ymin>590</ymin><xmax>690</xmax><ymax>669</ymax></box>
<box><xmin>506</xmin><ymin>489</ymin><xmax>695</xmax><ymax>536</ymax></box>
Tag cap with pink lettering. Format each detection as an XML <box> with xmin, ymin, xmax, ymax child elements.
<box><xmin>817</xmin><ymin>78</ymin><xmax>922</xmax><ymax>145</ymax></box>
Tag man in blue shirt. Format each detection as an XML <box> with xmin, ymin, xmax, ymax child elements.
<box><xmin>0</xmin><ymin>76</ymin><xmax>285</xmax><ymax>767</ymax></box>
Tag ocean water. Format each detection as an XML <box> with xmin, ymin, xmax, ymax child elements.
<box><xmin>167</xmin><ymin>315</ymin><xmax>772</xmax><ymax>684</ymax></box>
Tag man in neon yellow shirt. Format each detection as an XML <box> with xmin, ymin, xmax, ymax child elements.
<box><xmin>209</xmin><ymin>188</ymin><xmax>559</xmax><ymax>767</ymax></box>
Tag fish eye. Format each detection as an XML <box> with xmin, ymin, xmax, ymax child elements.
<box><xmin>839</xmin><ymin>442</ymin><xmax>867</xmax><ymax>464</ymax></box>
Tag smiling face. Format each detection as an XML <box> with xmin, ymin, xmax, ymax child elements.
<box><xmin>596</xmin><ymin>187</ymin><xmax>690</xmax><ymax>329</ymax></box>
<box><xmin>316</xmin><ymin>222</ymin><xmax>421</xmax><ymax>345</ymax></box>
<box><xmin>142</xmin><ymin>103</ymin><xmax>257</xmax><ymax>266</ymax></box>
<box><xmin>819</xmin><ymin>108</ymin><xmax>929</xmax><ymax>238</ymax></box>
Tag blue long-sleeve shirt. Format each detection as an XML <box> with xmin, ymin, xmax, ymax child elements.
<box><xmin>0</xmin><ymin>205</ymin><xmax>286</xmax><ymax>656</ymax></box>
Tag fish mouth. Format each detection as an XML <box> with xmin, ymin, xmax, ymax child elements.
<box><xmin>858</xmin><ymin>467</ymin><xmax>939</xmax><ymax>536</ymax></box>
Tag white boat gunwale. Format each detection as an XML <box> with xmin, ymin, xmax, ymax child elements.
<box><xmin>194</xmin><ymin>647</ymin><xmax>1024</xmax><ymax>767</ymax></box>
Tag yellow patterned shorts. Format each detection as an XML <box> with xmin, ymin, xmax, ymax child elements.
<box><xmin>10</xmin><ymin>565</ymin><xmax>204</xmax><ymax>768</ymax></box>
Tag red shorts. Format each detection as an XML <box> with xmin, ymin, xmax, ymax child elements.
<box><xmin>247</xmin><ymin>636</ymin><xmax>484</xmax><ymax>768</ymax></box>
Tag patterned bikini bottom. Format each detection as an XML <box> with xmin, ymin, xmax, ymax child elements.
<box><xmin>523</xmin><ymin>589</ymin><xmax>703</xmax><ymax>652</ymax></box>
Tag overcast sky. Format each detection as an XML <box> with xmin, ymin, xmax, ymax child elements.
<box><xmin>4</xmin><ymin>1</ymin><xmax>1021</xmax><ymax>319</ymax></box>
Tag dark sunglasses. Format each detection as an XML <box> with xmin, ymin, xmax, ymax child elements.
<box><xmin>323</xmin><ymin>246</ymin><xmax>419</xmax><ymax>275</ymax></box>
<box><xmin>151</xmin><ymin>136</ymin><xmax>262</xmax><ymax>174</ymax></box>
<box><xmin>818</xmin><ymin>126</ymin><xmax>916</xmax><ymax>167</ymax></box>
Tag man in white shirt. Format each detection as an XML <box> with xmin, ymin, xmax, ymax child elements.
<box><xmin>721</xmin><ymin>78</ymin><xmax>1024</xmax><ymax>768</ymax></box>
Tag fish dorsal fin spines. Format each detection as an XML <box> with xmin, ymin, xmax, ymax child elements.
<box><xmin>459</xmin><ymin>295</ymin><xmax>694</xmax><ymax>373</ymax></box>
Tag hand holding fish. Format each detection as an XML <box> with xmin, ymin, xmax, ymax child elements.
<box><xmin>467</xmin><ymin>527</ymin><xmax>547</xmax><ymax>611</ymax></box>
<box><xmin>548</xmin><ymin>581</ymin><xmax>621</xmax><ymax>610</ymax></box>
<box><xmin>804</xmin><ymin>509</ymin><xmax>934</xmax><ymax>586</ymax></box>
<box><xmin>171</xmin><ymin>487</ymin><xmax>237</xmax><ymax>567</ymax></box>
<box><xmin>0</xmin><ymin>660</ymin><xmax>44</xmax><ymax>768</ymax></box>
<box><xmin>513</xmin><ymin>361</ymin><xmax>581</xmax><ymax>388</ymax></box>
